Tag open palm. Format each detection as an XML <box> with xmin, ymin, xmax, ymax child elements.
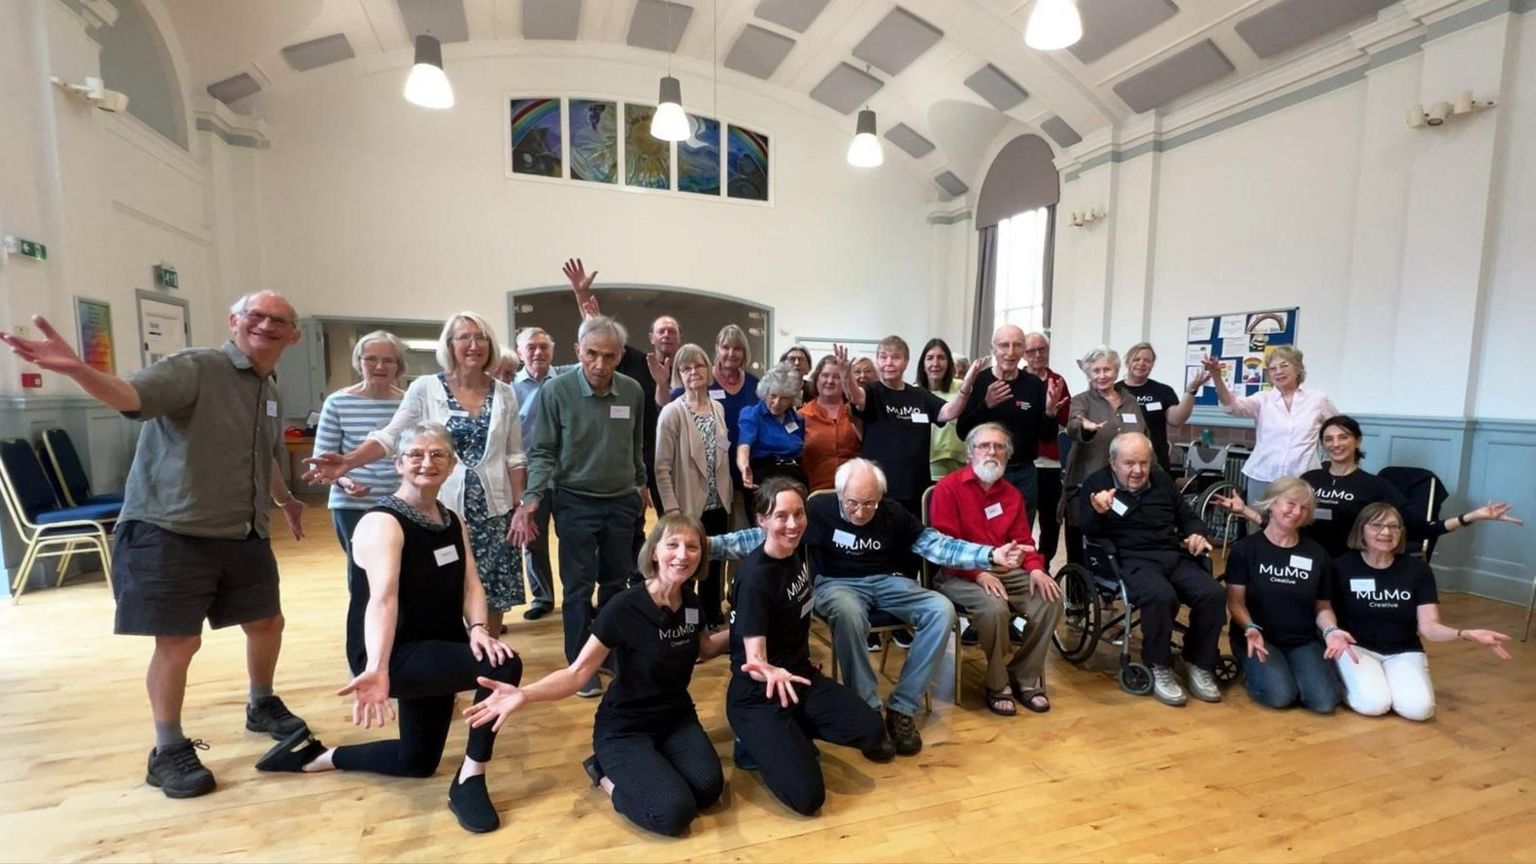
<box><xmin>0</xmin><ymin>316</ymin><xmax>86</xmax><ymax>374</ymax></box>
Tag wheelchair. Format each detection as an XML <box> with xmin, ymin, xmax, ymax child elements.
<box><xmin>1051</xmin><ymin>536</ymin><xmax>1240</xmax><ymax>696</ymax></box>
<box><xmin>1176</xmin><ymin>443</ymin><xmax>1249</xmax><ymax>550</ymax></box>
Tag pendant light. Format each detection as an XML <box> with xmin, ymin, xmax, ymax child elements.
<box><xmin>650</xmin><ymin>1</ymin><xmax>690</xmax><ymax>142</ymax></box>
<box><xmin>1024</xmin><ymin>0</ymin><xmax>1083</xmax><ymax>51</ymax></box>
<box><xmin>404</xmin><ymin>34</ymin><xmax>454</xmax><ymax>109</ymax></box>
<box><xmin>846</xmin><ymin>108</ymin><xmax>884</xmax><ymax>168</ymax></box>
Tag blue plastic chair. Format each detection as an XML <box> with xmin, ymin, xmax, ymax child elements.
<box><xmin>40</xmin><ymin>428</ymin><xmax>124</xmax><ymax>508</ymax></box>
<box><xmin>0</xmin><ymin>439</ymin><xmax>117</xmax><ymax>600</ymax></box>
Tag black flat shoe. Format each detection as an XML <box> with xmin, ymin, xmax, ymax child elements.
<box><xmin>255</xmin><ymin>727</ymin><xmax>326</xmax><ymax>772</ymax></box>
<box><xmin>447</xmin><ymin>773</ymin><xmax>501</xmax><ymax>834</ymax></box>
<box><xmin>581</xmin><ymin>754</ymin><xmax>603</xmax><ymax>787</ymax></box>
<box><xmin>522</xmin><ymin>604</ymin><xmax>553</xmax><ymax>621</ymax></box>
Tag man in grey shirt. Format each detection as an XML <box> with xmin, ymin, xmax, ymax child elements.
<box><xmin>1</xmin><ymin>291</ymin><xmax>311</xmax><ymax>799</ymax></box>
<box><xmin>510</xmin><ymin>315</ymin><xmax>646</xmax><ymax>697</ymax></box>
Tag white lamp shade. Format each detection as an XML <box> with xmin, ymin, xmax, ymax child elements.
<box><xmin>1025</xmin><ymin>0</ymin><xmax>1082</xmax><ymax>51</ymax></box>
<box><xmin>404</xmin><ymin>35</ymin><xmax>454</xmax><ymax>109</ymax></box>
<box><xmin>846</xmin><ymin>109</ymin><xmax>884</xmax><ymax>167</ymax></box>
<box><xmin>650</xmin><ymin>76</ymin><xmax>690</xmax><ymax>142</ymax></box>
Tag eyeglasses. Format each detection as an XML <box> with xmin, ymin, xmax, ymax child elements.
<box><xmin>971</xmin><ymin>441</ymin><xmax>1008</xmax><ymax>452</ymax></box>
<box><xmin>1368</xmin><ymin>523</ymin><xmax>1403</xmax><ymax>534</ymax></box>
<box><xmin>841</xmin><ymin>498</ymin><xmax>879</xmax><ymax>513</ymax></box>
<box><xmin>1267</xmin><ymin>361</ymin><xmax>1294</xmax><ymax>371</ymax></box>
<box><xmin>360</xmin><ymin>356</ymin><xmax>399</xmax><ymax>366</ymax></box>
<box><xmin>452</xmin><ymin>334</ymin><xmax>491</xmax><ymax>345</ymax></box>
<box><xmin>401</xmin><ymin>449</ymin><xmax>452</xmax><ymax>464</ymax></box>
<box><xmin>1023</xmin><ymin>347</ymin><xmax>1049</xmax><ymax>355</ymax></box>
<box><xmin>242</xmin><ymin>310</ymin><xmax>296</xmax><ymax>330</ymax></box>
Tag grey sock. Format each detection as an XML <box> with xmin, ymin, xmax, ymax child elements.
<box><xmin>249</xmin><ymin>683</ymin><xmax>274</xmax><ymax>705</ymax></box>
<box><xmin>154</xmin><ymin>720</ymin><xmax>185</xmax><ymax>749</ymax></box>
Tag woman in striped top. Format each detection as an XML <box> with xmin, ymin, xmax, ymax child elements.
<box><xmin>313</xmin><ymin>330</ymin><xmax>407</xmax><ymax>578</ymax></box>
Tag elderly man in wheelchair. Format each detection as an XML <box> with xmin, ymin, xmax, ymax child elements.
<box><xmin>1070</xmin><ymin>432</ymin><xmax>1227</xmax><ymax>707</ymax></box>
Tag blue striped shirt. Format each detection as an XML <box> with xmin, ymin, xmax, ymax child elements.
<box><xmin>313</xmin><ymin>391</ymin><xmax>403</xmax><ymax>509</ymax></box>
<box><xmin>708</xmin><ymin>525</ymin><xmax>994</xmax><ymax>572</ymax></box>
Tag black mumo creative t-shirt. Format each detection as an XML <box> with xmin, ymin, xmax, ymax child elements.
<box><xmin>1124</xmin><ymin>380</ymin><xmax>1180</xmax><ymax>471</ymax></box>
<box><xmin>1332</xmin><ymin>552</ymin><xmax>1437</xmax><ymax>654</ymax></box>
<box><xmin>855</xmin><ymin>383</ymin><xmax>948</xmax><ymax>501</ymax></box>
<box><xmin>803</xmin><ymin>494</ymin><xmax>925</xmax><ymax>580</ymax></box>
<box><xmin>729</xmin><ymin>545</ymin><xmax>815</xmax><ymax>681</ymax></box>
<box><xmin>590</xmin><ymin>583</ymin><xmax>701</xmax><ymax>730</ymax></box>
<box><xmin>1225</xmin><ymin>533</ymin><xmax>1332</xmax><ymax>647</ymax></box>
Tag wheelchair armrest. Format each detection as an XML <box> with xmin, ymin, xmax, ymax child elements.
<box><xmin>1084</xmin><ymin>536</ymin><xmax>1118</xmax><ymax>557</ymax></box>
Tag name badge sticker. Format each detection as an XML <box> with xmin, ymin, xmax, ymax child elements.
<box><xmin>1120</xmin><ymin>413</ymin><xmax>1139</xmax><ymax>424</ymax></box>
<box><xmin>785</xmin><ymin>420</ymin><xmax>799</xmax><ymax>433</ymax></box>
<box><xmin>708</xmin><ymin>388</ymin><xmax>725</xmax><ymax>400</ymax></box>
<box><xmin>1350</xmin><ymin>578</ymin><xmax>1376</xmax><ymax>594</ymax></box>
<box><xmin>433</xmin><ymin>545</ymin><xmax>460</xmax><ymax>567</ymax></box>
<box><xmin>1144</xmin><ymin>402</ymin><xmax>1164</xmax><ymax>412</ymax></box>
<box><xmin>984</xmin><ymin>502</ymin><xmax>1004</xmax><ymax>520</ymax></box>
<box><xmin>910</xmin><ymin>412</ymin><xmax>930</xmax><ymax>424</ymax></box>
<box><xmin>448</xmin><ymin>409</ymin><xmax>470</xmax><ymax>419</ymax></box>
<box><xmin>1290</xmin><ymin>555</ymin><xmax>1313</xmax><ymax>571</ymax></box>
<box><xmin>801</xmin><ymin>598</ymin><xmax>814</xmax><ymax>618</ymax></box>
<box><xmin>685</xmin><ymin>608</ymin><xmax>699</xmax><ymax>625</ymax></box>
<box><xmin>832</xmin><ymin>529</ymin><xmax>856</xmax><ymax>546</ymax></box>
<box><xmin>1110</xmin><ymin>496</ymin><xmax>1129</xmax><ymax>516</ymax></box>
<box><xmin>610</xmin><ymin>405</ymin><xmax>632</xmax><ymax>420</ymax></box>
<box><xmin>266</xmin><ymin>400</ymin><xmax>278</xmax><ymax>418</ymax></box>
<box><xmin>1314</xmin><ymin>507</ymin><xmax>1333</xmax><ymax>521</ymax></box>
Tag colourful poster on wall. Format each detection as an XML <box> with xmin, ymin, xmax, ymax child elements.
<box><xmin>726</xmin><ymin>124</ymin><xmax>770</xmax><ymax>201</ymax></box>
<box><xmin>509</xmin><ymin>98</ymin><xmax>563</xmax><ymax>177</ymax></box>
<box><xmin>569</xmin><ymin>99</ymin><xmax>618</xmax><ymax>184</ymax></box>
<box><xmin>678</xmin><ymin>114</ymin><xmax>720</xmax><ymax>195</ymax></box>
<box><xmin>75</xmin><ymin>297</ymin><xmax>114</xmax><ymax>374</ymax></box>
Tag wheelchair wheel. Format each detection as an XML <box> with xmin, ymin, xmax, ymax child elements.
<box><xmin>1215</xmin><ymin>654</ymin><xmax>1241</xmax><ymax>685</ymax></box>
<box><xmin>1051</xmin><ymin>564</ymin><xmax>1101</xmax><ymax>665</ymax></box>
<box><xmin>1197</xmin><ymin>480</ymin><xmax>1248</xmax><ymax>545</ymax></box>
<box><xmin>1119</xmin><ymin>661</ymin><xmax>1153</xmax><ymax>696</ymax></box>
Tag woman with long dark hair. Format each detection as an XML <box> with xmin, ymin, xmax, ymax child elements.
<box><xmin>914</xmin><ymin>337</ymin><xmax>967</xmax><ymax>484</ymax></box>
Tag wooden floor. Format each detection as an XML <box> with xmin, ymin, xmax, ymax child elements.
<box><xmin>2</xmin><ymin>504</ymin><xmax>1534</xmax><ymax>863</ymax></box>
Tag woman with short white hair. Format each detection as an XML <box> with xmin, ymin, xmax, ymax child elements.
<box><xmin>306</xmin><ymin>312</ymin><xmax>529</xmax><ymax>636</ymax></box>
<box><xmin>1060</xmin><ymin>346</ymin><xmax>1147</xmax><ymax>563</ymax></box>
<box><xmin>737</xmin><ymin>362</ymin><xmax>808</xmax><ymax>489</ymax></box>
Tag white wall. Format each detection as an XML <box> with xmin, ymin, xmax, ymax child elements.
<box><xmin>252</xmin><ymin>49</ymin><xmax>941</xmax><ymax>356</ymax></box>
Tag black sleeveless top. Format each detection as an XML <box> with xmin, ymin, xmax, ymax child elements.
<box><xmin>346</xmin><ymin>497</ymin><xmax>469</xmax><ymax>675</ymax></box>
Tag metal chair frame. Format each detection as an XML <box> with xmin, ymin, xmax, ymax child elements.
<box><xmin>0</xmin><ymin>439</ymin><xmax>114</xmax><ymax>601</ymax></box>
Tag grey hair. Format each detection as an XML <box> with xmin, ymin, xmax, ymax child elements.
<box><xmin>1078</xmin><ymin>345</ymin><xmax>1121</xmax><ymax>373</ymax></box>
<box><xmin>756</xmin><ymin>363</ymin><xmax>804</xmax><ymax>402</ymax></box>
<box><xmin>577</xmin><ymin>314</ymin><xmax>628</xmax><ymax>347</ymax></box>
<box><xmin>516</xmin><ymin>326</ymin><xmax>551</xmax><ymax>349</ymax></box>
<box><xmin>1108</xmin><ymin>431</ymin><xmax>1154</xmax><ymax>462</ymax></box>
<box><xmin>229</xmin><ymin>291</ymin><xmax>297</xmax><ymax>319</ymax></box>
<box><xmin>351</xmin><ymin>330</ymin><xmax>408</xmax><ymax>379</ymax></box>
<box><xmin>964</xmin><ymin>422</ymin><xmax>1014</xmax><ymax>458</ymax></box>
<box><xmin>435</xmin><ymin>311</ymin><xmax>500</xmax><ymax>374</ymax></box>
<box><xmin>834</xmin><ymin>458</ymin><xmax>888</xmax><ymax>497</ymax></box>
<box><xmin>670</xmin><ymin>343</ymin><xmax>712</xmax><ymax>389</ymax></box>
<box><xmin>1025</xmin><ymin>331</ymin><xmax>1051</xmax><ymax>346</ymax></box>
<box><xmin>394</xmin><ymin>421</ymin><xmax>455</xmax><ymax>456</ymax></box>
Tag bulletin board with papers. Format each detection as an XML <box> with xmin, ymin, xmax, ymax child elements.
<box><xmin>1184</xmin><ymin>307</ymin><xmax>1299</xmax><ymax>407</ymax></box>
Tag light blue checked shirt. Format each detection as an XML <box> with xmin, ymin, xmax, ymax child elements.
<box><xmin>708</xmin><ymin>526</ymin><xmax>995</xmax><ymax>574</ymax></box>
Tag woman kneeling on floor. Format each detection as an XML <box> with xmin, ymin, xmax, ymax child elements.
<box><xmin>466</xmin><ymin>512</ymin><xmax>730</xmax><ymax>837</ymax></box>
<box><xmin>255</xmin><ymin>422</ymin><xmax>523</xmax><ymax>834</ymax></box>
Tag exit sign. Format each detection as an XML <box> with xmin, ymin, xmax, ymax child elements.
<box><xmin>3</xmin><ymin>236</ymin><xmax>46</xmax><ymax>261</ymax></box>
<box><xmin>154</xmin><ymin>264</ymin><xmax>178</xmax><ymax>289</ymax></box>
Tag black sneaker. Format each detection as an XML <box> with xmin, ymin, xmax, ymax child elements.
<box><xmin>246</xmin><ymin>695</ymin><xmax>308</xmax><ymax>740</ymax></box>
<box><xmin>522</xmin><ymin>603</ymin><xmax>552</xmax><ymax>621</ymax></box>
<box><xmin>865</xmin><ymin>632</ymin><xmax>883</xmax><ymax>652</ymax></box>
<box><xmin>892</xmin><ymin>628</ymin><xmax>914</xmax><ymax>650</ymax></box>
<box><xmin>885</xmin><ymin>709</ymin><xmax>923</xmax><ymax>756</ymax></box>
<box><xmin>146</xmin><ymin>739</ymin><xmax>216</xmax><ymax>799</ymax></box>
<box><xmin>447</xmin><ymin>772</ymin><xmax>501</xmax><ymax>833</ymax></box>
<box><xmin>256</xmin><ymin>726</ymin><xmax>326</xmax><ymax>772</ymax></box>
<box><xmin>961</xmin><ymin>625</ymin><xmax>980</xmax><ymax>646</ymax></box>
<box><xmin>581</xmin><ymin>754</ymin><xmax>604</xmax><ymax>787</ymax></box>
<box><xmin>733</xmin><ymin>737</ymin><xmax>759</xmax><ymax>771</ymax></box>
<box><xmin>861</xmin><ymin>730</ymin><xmax>896</xmax><ymax>763</ymax></box>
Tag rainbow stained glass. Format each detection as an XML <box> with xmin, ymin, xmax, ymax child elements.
<box><xmin>509</xmin><ymin>98</ymin><xmax>562</xmax><ymax>177</ymax></box>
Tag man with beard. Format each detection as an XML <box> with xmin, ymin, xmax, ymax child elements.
<box><xmin>928</xmin><ymin>423</ymin><xmax>1062</xmax><ymax>716</ymax></box>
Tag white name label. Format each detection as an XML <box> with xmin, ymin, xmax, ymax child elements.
<box><xmin>984</xmin><ymin>502</ymin><xmax>1004</xmax><ymax>520</ymax></box>
<box><xmin>1350</xmin><ymin>578</ymin><xmax>1376</xmax><ymax>594</ymax></box>
<box><xmin>433</xmin><ymin>545</ymin><xmax>460</xmax><ymax>566</ymax></box>
<box><xmin>610</xmin><ymin>405</ymin><xmax>631</xmax><ymax>420</ymax></box>
<box><xmin>448</xmin><ymin>409</ymin><xmax>470</xmax><ymax>419</ymax></box>
<box><xmin>266</xmin><ymin>400</ymin><xmax>278</xmax><ymax>418</ymax></box>
<box><xmin>708</xmin><ymin>388</ymin><xmax>725</xmax><ymax>400</ymax></box>
<box><xmin>1144</xmin><ymin>402</ymin><xmax>1163</xmax><ymax>412</ymax></box>
<box><xmin>910</xmin><ymin>412</ymin><xmax>930</xmax><ymax>424</ymax></box>
<box><xmin>801</xmin><ymin>598</ymin><xmax>814</xmax><ymax>618</ymax></box>
<box><xmin>832</xmin><ymin>529</ymin><xmax>857</xmax><ymax>546</ymax></box>
<box><xmin>1289</xmin><ymin>555</ymin><xmax>1313</xmax><ymax>571</ymax></box>
<box><xmin>685</xmin><ymin>608</ymin><xmax>699</xmax><ymax>625</ymax></box>
<box><xmin>1313</xmin><ymin>507</ymin><xmax>1333</xmax><ymax>521</ymax></box>
<box><xmin>785</xmin><ymin>420</ymin><xmax>799</xmax><ymax>433</ymax></box>
<box><xmin>1121</xmin><ymin>413</ymin><xmax>1139</xmax><ymax>424</ymax></box>
<box><xmin>1110</xmin><ymin>497</ymin><xmax>1129</xmax><ymax>516</ymax></box>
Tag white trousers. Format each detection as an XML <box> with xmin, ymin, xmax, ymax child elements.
<box><xmin>1336</xmin><ymin>647</ymin><xmax>1435</xmax><ymax>721</ymax></box>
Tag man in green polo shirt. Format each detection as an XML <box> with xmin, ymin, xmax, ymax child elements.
<box><xmin>1</xmin><ymin>291</ymin><xmax>311</xmax><ymax>799</ymax></box>
<box><xmin>510</xmin><ymin>314</ymin><xmax>646</xmax><ymax>697</ymax></box>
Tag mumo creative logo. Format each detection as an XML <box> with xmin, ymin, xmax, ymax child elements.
<box><xmin>1258</xmin><ymin>564</ymin><xmax>1310</xmax><ymax>582</ymax></box>
<box><xmin>833</xmin><ymin>534</ymin><xmax>882</xmax><ymax>551</ymax></box>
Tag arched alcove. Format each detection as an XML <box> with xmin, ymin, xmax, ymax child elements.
<box><xmin>98</xmin><ymin>0</ymin><xmax>188</xmax><ymax>148</ymax></box>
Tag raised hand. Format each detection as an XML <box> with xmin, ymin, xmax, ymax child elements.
<box><xmin>1210</xmin><ymin>490</ymin><xmax>1247</xmax><ymax>514</ymax></box>
<box><xmin>337</xmin><ymin>668</ymin><xmax>395</xmax><ymax>729</ymax></box>
<box><xmin>1090</xmin><ymin>489</ymin><xmax>1118</xmax><ymax>514</ymax></box>
<box><xmin>646</xmin><ymin>352</ymin><xmax>671</xmax><ymax>387</ymax></box>
<box><xmin>1244</xmin><ymin>627</ymin><xmax>1269</xmax><ymax>662</ymax></box>
<box><xmin>962</xmin><ymin>355</ymin><xmax>992</xmax><ymax>388</ymax></box>
<box><xmin>0</xmin><ymin>316</ymin><xmax>87</xmax><ymax>374</ymax></box>
<box><xmin>1028</xmin><ymin>568</ymin><xmax>1060</xmax><ymax>601</ymax></box>
<box><xmin>1188</xmin><ymin>369</ymin><xmax>1212</xmax><ymax>391</ymax></box>
<box><xmin>562</xmin><ymin>257</ymin><xmax>598</xmax><ymax>295</ymax></box>
<box><xmin>741</xmin><ymin>660</ymin><xmax>811</xmax><ymax>708</ymax></box>
<box><xmin>462</xmin><ymin>677</ymin><xmax>526</xmax><ymax>732</ymax></box>
<box><xmin>1323</xmin><ymin>628</ymin><xmax>1358</xmax><ymax>663</ymax></box>
<box><xmin>1184</xmin><ymin>533</ymin><xmax>1212</xmax><ymax>556</ymax></box>
<box><xmin>1045</xmin><ymin>376</ymin><xmax>1066</xmax><ymax>413</ymax></box>
<box><xmin>983</xmin><ymin>379</ymin><xmax>1011</xmax><ymax>409</ymax></box>
<box><xmin>1200</xmin><ymin>354</ymin><xmax>1224</xmax><ymax>375</ymax></box>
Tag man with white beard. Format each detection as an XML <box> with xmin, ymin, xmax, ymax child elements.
<box><xmin>927</xmin><ymin>423</ymin><xmax>1063</xmax><ymax>716</ymax></box>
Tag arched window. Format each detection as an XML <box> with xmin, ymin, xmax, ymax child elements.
<box><xmin>98</xmin><ymin>0</ymin><xmax>187</xmax><ymax>149</ymax></box>
<box><xmin>972</xmin><ymin>135</ymin><xmax>1059</xmax><ymax>353</ymax></box>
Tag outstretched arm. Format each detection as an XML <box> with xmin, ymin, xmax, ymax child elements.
<box><xmin>709</xmin><ymin>528</ymin><xmax>766</xmax><ymax>560</ymax></box>
<box><xmin>1</xmin><ymin>315</ymin><xmax>141</xmax><ymax>411</ymax></box>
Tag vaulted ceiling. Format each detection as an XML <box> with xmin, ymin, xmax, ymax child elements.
<box><xmin>168</xmin><ymin>0</ymin><xmax>1396</xmax><ymax>199</ymax></box>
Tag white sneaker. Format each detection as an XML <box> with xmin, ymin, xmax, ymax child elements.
<box><xmin>1151</xmin><ymin>665</ymin><xmax>1187</xmax><ymax>706</ymax></box>
<box><xmin>1186</xmin><ymin>666</ymin><xmax>1222</xmax><ymax>703</ymax></box>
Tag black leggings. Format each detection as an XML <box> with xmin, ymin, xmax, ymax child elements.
<box><xmin>332</xmin><ymin>640</ymin><xmax>523</xmax><ymax>777</ymax></box>
<box><xmin>593</xmin><ymin>714</ymin><xmax>724</xmax><ymax>836</ymax></box>
<box><xmin>726</xmin><ymin>672</ymin><xmax>884</xmax><ymax>816</ymax></box>
<box><xmin>699</xmin><ymin>507</ymin><xmax>729</xmax><ymax>627</ymax></box>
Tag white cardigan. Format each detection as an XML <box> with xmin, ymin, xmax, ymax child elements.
<box><xmin>368</xmin><ymin>374</ymin><xmax>527</xmax><ymax>518</ymax></box>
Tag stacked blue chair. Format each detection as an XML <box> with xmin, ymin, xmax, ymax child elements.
<box><xmin>40</xmin><ymin>428</ymin><xmax>125</xmax><ymax>507</ymax></box>
<box><xmin>0</xmin><ymin>438</ymin><xmax>119</xmax><ymax>601</ymax></box>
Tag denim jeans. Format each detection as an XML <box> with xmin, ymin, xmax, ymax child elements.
<box><xmin>812</xmin><ymin>574</ymin><xmax>956</xmax><ymax>716</ymax></box>
<box><xmin>1241</xmin><ymin>638</ymin><xmax>1340</xmax><ymax>713</ymax></box>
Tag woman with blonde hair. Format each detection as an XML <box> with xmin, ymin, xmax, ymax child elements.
<box><xmin>1203</xmin><ymin>344</ymin><xmax>1337</xmax><ymax>502</ymax></box>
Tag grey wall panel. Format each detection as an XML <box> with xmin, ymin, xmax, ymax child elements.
<box><xmin>1113</xmin><ymin>39</ymin><xmax>1234</xmax><ymax>113</ymax></box>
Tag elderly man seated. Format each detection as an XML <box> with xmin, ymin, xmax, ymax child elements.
<box><xmin>710</xmin><ymin>461</ymin><xmax>1027</xmax><ymax>758</ymax></box>
<box><xmin>928</xmin><ymin>423</ymin><xmax>1062</xmax><ymax>716</ymax></box>
<box><xmin>1078</xmin><ymin>432</ymin><xmax>1223</xmax><ymax>707</ymax></box>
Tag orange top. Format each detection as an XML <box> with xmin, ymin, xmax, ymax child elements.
<box><xmin>798</xmin><ymin>400</ymin><xmax>861</xmax><ymax>491</ymax></box>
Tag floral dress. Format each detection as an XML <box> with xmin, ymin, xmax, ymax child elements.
<box><xmin>440</xmin><ymin>373</ymin><xmax>523</xmax><ymax>612</ymax></box>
